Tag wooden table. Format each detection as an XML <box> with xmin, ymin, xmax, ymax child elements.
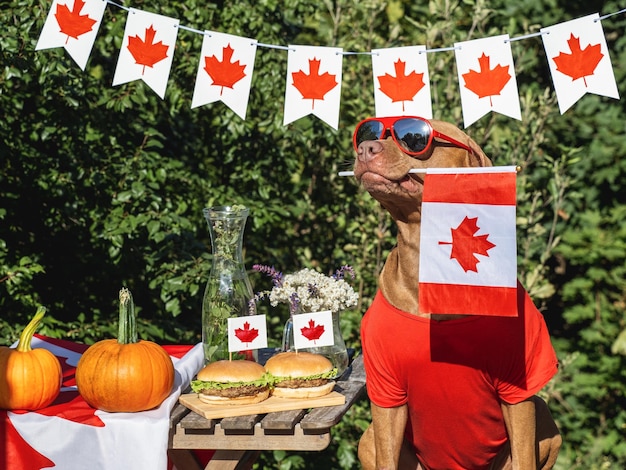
<box><xmin>168</xmin><ymin>352</ymin><xmax>367</xmax><ymax>470</ymax></box>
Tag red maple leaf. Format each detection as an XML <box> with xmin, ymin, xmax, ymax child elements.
<box><xmin>552</xmin><ymin>33</ymin><xmax>604</xmax><ymax>87</ymax></box>
<box><xmin>54</xmin><ymin>0</ymin><xmax>97</xmax><ymax>44</ymax></box>
<box><xmin>203</xmin><ymin>44</ymin><xmax>247</xmax><ymax>95</ymax></box>
<box><xmin>127</xmin><ymin>25</ymin><xmax>170</xmax><ymax>75</ymax></box>
<box><xmin>377</xmin><ymin>59</ymin><xmax>425</xmax><ymax>111</ymax></box>
<box><xmin>439</xmin><ymin>216</ymin><xmax>496</xmax><ymax>273</ymax></box>
<box><xmin>1</xmin><ymin>411</ymin><xmax>56</xmax><ymax>470</ymax></box>
<box><xmin>300</xmin><ymin>319</ymin><xmax>325</xmax><ymax>343</ymax></box>
<box><xmin>234</xmin><ymin>321</ymin><xmax>259</xmax><ymax>344</ymax></box>
<box><xmin>291</xmin><ymin>58</ymin><xmax>338</xmax><ymax>110</ymax></box>
<box><xmin>462</xmin><ymin>53</ymin><xmax>511</xmax><ymax>106</ymax></box>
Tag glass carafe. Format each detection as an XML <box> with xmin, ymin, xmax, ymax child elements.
<box><xmin>201</xmin><ymin>205</ymin><xmax>254</xmax><ymax>363</ymax></box>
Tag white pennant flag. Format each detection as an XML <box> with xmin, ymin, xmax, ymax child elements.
<box><xmin>112</xmin><ymin>8</ymin><xmax>179</xmax><ymax>99</ymax></box>
<box><xmin>371</xmin><ymin>45</ymin><xmax>432</xmax><ymax>118</ymax></box>
<box><xmin>227</xmin><ymin>314</ymin><xmax>268</xmax><ymax>353</ymax></box>
<box><xmin>35</xmin><ymin>0</ymin><xmax>107</xmax><ymax>70</ymax></box>
<box><xmin>541</xmin><ymin>13</ymin><xmax>619</xmax><ymax>114</ymax></box>
<box><xmin>455</xmin><ymin>35</ymin><xmax>521</xmax><ymax>128</ymax></box>
<box><xmin>191</xmin><ymin>32</ymin><xmax>258</xmax><ymax>119</ymax></box>
<box><xmin>292</xmin><ymin>310</ymin><xmax>334</xmax><ymax>350</ymax></box>
<box><xmin>283</xmin><ymin>45</ymin><xmax>343</xmax><ymax>129</ymax></box>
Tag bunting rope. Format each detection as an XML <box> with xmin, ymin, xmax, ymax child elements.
<box><xmin>35</xmin><ymin>1</ymin><xmax>626</xmax><ymax>128</ymax></box>
<box><xmin>101</xmin><ymin>0</ymin><xmax>625</xmax><ymax>54</ymax></box>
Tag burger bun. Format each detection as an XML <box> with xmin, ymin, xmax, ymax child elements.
<box><xmin>197</xmin><ymin>388</ymin><xmax>270</xmax><ymax>405</ymax></box>
<box><xmin>271</xmin><ymin>381</ymin><xmax>335</xmax><ymax>399</ymax></box>
<box><xmin>265</xmin><ymin>352</ymin><xmax>336</xmax><ymax>399</ymax></box>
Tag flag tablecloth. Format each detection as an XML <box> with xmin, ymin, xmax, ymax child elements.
<box><xmin>1</xmin><ymin>334</ymin><xmax>204</xmax><ymax>470</ymax></box>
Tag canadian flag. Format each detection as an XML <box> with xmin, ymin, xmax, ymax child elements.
<box><xmin>292</xmin><ymin>310</ymin><xmax>334</xmax><ymax>350</ymax></box>
<box><xmin>227</xmin><ymin>314</ymin><xmax>268</xmax><ymax>353</ymax></box>
<box><xmin>418</xmin><ymin>166</ymin><xmax>518</xmax><ymax>316</ymax></box>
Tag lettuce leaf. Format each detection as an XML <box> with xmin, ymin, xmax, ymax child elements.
<box><xmin>190</xmin><ymin>373</ymin><xmax>272</xmax><ymax>393</ymax></box>
<box><xmin>270</xmin><ymin>368</ymin><xmax>338</xmax><ymax>382</ymax></box>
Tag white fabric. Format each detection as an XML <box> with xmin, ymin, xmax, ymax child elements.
<box><xmin>7</xmin><ymin>337</ymin><xmax>204</xmax><ymax>470</ymax></box>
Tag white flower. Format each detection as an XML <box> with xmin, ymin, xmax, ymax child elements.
<box><xmin>258</xmin><ymin>267</ymin><xmax>358</xmax><ymax>314</ymax></box>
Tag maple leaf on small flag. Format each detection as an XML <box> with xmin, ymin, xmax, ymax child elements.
<box><xmin>234</xmin><ymin>321</ymin><xmax>259</xmax><ymax>345</ymax></box>
<box><xmin>203</xmin><ymin>44</ymin><xmax>247</xmax><ymax>96</ymax></box>
<box><xmin>54</xmin><ymin>0</ymin><xmax>97</xmax><ymax>44</ymax></box>
<box><xmin>377</xmin><ymin>59</ymin><xmax>425</xmax><ymax>112</ymax></box>
<box><xmin>300</xmin><ymin>319</ymin><xmax>325</xmax><ymax>343</ymax></box>
<box><xmin>127</xmin><ymin>25</ymin><xmax>170</xmax><ymax>75</ymax></box>
<box><xmin>439</xmin><ymin>216</ymin><xmax>496</xmax><ymax>273</ymax></box>
<box><xmin>552</xmin><ymin>33</ymin><xmax>604</xmax><ymax>87</ymax></box>
<box><xmin>462</xmin><ymin>53</ymin><xmax>511</xmax><ymax>106</ymax></box>
<box><xmin>291</xmin><ymin>58</ymin><xmax>338</xmax><ymax>110</ymax></box>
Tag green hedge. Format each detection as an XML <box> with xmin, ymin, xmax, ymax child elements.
<box><xmin>2</xmin><ymin>1</ymin><xmax>625</xmax><ymax>467</ymax></box>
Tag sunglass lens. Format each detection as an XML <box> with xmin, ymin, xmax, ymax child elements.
<box><xmin>393</xmin><ymin>118</ymin><xmax>431</xmax><ymax>154</ymax></box>
<box><xmin>355</xmin><ymin>121</ymin><xmax>384</xmax><ymax>147</ymax></box>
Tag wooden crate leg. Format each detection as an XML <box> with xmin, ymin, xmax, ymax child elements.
<box><xmin>168</xmin><ymin>449</ymin><xmax>203</xmax><ymax>470</ymax></box>
<box><xmin>204</xmin><ymin>450</ymin><xmax>260</xmax><ymax>470</ymax></box>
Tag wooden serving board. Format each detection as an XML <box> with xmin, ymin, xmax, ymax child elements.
<box><xmin>179</xmin><ymin>391</ymin><xmax>345</xmax><ymax>420</ymax></box>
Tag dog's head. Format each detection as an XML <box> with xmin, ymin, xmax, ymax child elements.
<box><xmin>353</xmin><ymin>117</ymin><xmax>491</xmax><ymax>218</ymax></box>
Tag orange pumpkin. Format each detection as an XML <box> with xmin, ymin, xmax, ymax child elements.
<box><xmin>0</xmin><ymin>307</ymin><xmax>62</xmax><ymax>410</ymax></box>
<box><xmin>75</xmin><ymin>288</ymin><xmax>175</xmax><ymax>412</ymax></box>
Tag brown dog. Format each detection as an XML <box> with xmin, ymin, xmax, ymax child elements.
<box><xmin>352</xmin><ymin>117</ymin><xmax>562</xmax><ymax>470</ymax></box>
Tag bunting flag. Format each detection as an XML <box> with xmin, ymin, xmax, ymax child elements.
<box><xmin>283</xmin><ymin>45</ymin><xmax>343</xmax><ymax>129</ymax></box>
<box><xmin>418</xmin><ymin>167</ymin><xmax>518</xmax><ymax>316</ymax></box>
<box><xmin>191</xmin><ymin>32</ymin><xmax>258</xmax><ymax>119</ymax></box>
<box><xmin>35</xmin><ymin>0</ymin><xmax>107</xmax><ymax>70</ymax></box>
<box><xmin>455</xmin><ymin>35</ymin><xmax>521</xmax><ymax>128</ymax></box>
<box><xmin>33</xmin><ymin>1</ymin><xmax>625</xmax><ymax>128</ymax></box>
<box><xmin>371</xmin><ymin>45</ymin><xmax>432</xmax><ymax>118</ymax></box>
<box><xmin>112</xmin><ymin>8</ymin><xmax>179</xmax><ymax>99</ymax></box>
<box><xmin>541</xmin><ymin>13</ymin><xmax>619</xmax><ymax>114</ymax></box>
<box><xmin>292</xmin><ymin>310</ymin><xmax>334</xmax><ymax>350</ymax></box>
<box><xmin>227</xmin><ymin>314</ymin><xmax>268</xmax><ymax>353</ymax></box>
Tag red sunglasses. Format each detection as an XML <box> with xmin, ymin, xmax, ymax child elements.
<box><xmin>353</xmin><ymin>116</ymin><xmax>475</xmax><ymax>157</ymax></box>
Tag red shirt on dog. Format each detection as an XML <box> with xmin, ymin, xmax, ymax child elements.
<box><xmin>361</xmin><ymin>283</ymin><xmax>558</xmax><ymax>470</ymax></box>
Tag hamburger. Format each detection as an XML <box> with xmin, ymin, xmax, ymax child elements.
<box><xmin>190</xmin><ymin>360</ymin><xmax>271</xmax><ymax>405</ymax></box>
<box><xmin>264</xmin><ymin>351</ymin><xmax>337</xmax><ymax>399</ymax></box>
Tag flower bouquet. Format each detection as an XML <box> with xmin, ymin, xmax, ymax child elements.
<box><xmin>253</xmin><ymin>265</ymin><xmax>358</xmax><ymax>376</ymax></box>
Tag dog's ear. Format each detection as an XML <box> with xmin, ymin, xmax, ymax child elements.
<box><xmin>467</xmin><ymin>136</ymin><xmax>492</xmax><ymax>167</ymax></box>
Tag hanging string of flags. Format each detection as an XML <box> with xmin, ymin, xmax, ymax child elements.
<box><xmin>35</xmin><ymin>0</ymin><xmax>625</xmax><ymax>129</ymax></box>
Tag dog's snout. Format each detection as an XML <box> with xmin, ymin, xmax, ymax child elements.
<box><xmin>357</xmin><ymin>140</ymin><xmax>385</xmax><ymax>162</ymax></box>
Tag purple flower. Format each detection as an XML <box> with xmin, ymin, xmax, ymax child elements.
<box><xmin>253</xmin><ymin>264</ymin><xmax>283</xmax><ymax>287</ymax></box>
<box><xmin>289</xmin><ymin>292</ymin><xmax>300</xmax><ymax>315</ymax></box>
<box><xmin>333</xmin><ymin>265</ymin><xmax>355</xmax><ymax>280</ymax></box>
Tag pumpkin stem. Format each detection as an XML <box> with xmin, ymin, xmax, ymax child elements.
<box><xmin>17</xmin><ymin>306</ymin><xmax>47</xmax><ymax>353</ymax></box>
<box><xmin>118</xmin><ymin>288</ymin><xmax>138</xmax><ymax>344</ymax></box>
